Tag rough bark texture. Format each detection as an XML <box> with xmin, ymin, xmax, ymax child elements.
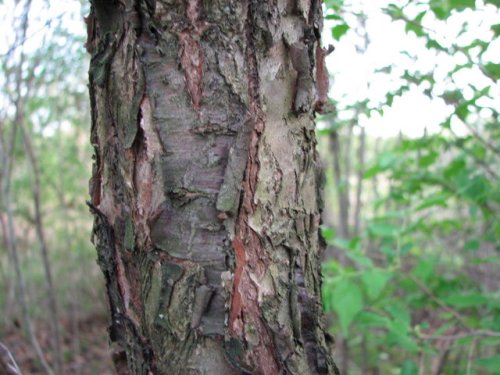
<box><xmin>87</xmin><ymin>0</ymin><xmax>338</xmax><ymax>374</ymax></box>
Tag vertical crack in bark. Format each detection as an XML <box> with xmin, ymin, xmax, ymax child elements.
<box><xmin>229</xmin><ymin>2</ymin><xmax>279</xmax><ymax>374</ymax></box>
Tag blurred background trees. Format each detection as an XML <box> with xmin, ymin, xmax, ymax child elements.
<box><xmin>0</xmin><ymin>0</ymin><xmax>498</xmax><ymax>374</ymax></box>
<box><xmin>320</xmin><ymin>0</ymin><xmax>499</xmax><ymax>374</ymax></box>
<box><xmin>0</xmin><ymin>1</ymin><xmax>111</xmax><ymax>373</ymax></box>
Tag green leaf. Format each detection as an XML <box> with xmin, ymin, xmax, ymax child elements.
<box><xmin>331</xmin><ymin>238</ymin><xmax>351</xmax><ymax>250</ymax></box>
<box><xmin>492</xmin><ymin>24</ymin><xmax>500</xmax><ymax>36</ymax></box>
<box><xmin>430</xmin><ymin>0</ymin><xmax>450</xmax><ymax>19</ymax></box>
<box><xmin>385</xmin><ymin>3</ymin><xmax>404</xmax><ymax>19</ymax></box>
<box><xmin>484</xmin><ymin>0</ymin><xmax>500</xmax><ymax>7</ymax></box>
<box><xmin>347</xmin><ymin>237</ymin><xmax>362</xmax><ymax>251</ymax></box>
<box><xmin>455</xmin><ymin>103</ymin><xmax>470</xmax><ymax>121</ymax></box>
<box><xmin>464</xmin><ymin>239</ymin><xmax>480</xmax><ymax>251</ymax></box>
<box><xmin>357</xmin><ymin>311</ymin><xmax>390</xmax><ymax>328</ymax></box>
<box><xmin>482</xmin><ymin>62</ymin><xmax>500</xmax><ymax>81</ymax></box>
<box><xmin>331</xmin><ymin>279</ymin><xmax>364</xmax><ymax>335</ymax></box>
<box><xmin>460</xmin><ymin>176</ymin><xmax>489</xmax><ymax>204</ymax></box>
<box><xmin>415</xmin><ymin>192</ymin><xmax>450</xmax><ymax>211</ymax></box>
<box><xmin>322</xmin><ymin>281</ymin><xmax>334</xmax><ymax>311</ymax></box>
<box><xmin>443</xmin><ymin>293</ymin><xmax>488</xmax><ymax>308</ymax></box>
<box><xmin>325</xmin><ymin>14</ymin><xmax>343</xmax><ymax>21</ymax></box>
<box><xmin>387</xmin><ymin>327</ymin><xmax>419</xmax><ymax>351</ymax></box>
<box><xmin>322</xmin><ymin>261</ymin><xmax>341</xmax><ymax>277</ymax></box>
<box><xmin>443</xmin><ymin>157</ymin><xmax>466</xmax><ymax>178</ymax></box>
<box><xmin>379</xmin><ymin>151</ymin><xmax>398</xmax><ymax>169</ymax></box>
<box><xmin>412</xmin><ymin>258</ymin><xmax>435</xmax><ymax>282</ymax></box>
<box><xmin>364</xmin><ymin>165</ymin><xmax>381</xmax><ymax>179</ymax></box>
<box><xmin>449</xmin><ymin>0</ymin><xmax>476</xmax><ymax>10</ymax></box>
<box><xmin>475</xmin><ymin>355</ymin><xmax>500</xmax><ymax>371</ymax></box>
<box><xmin>386</xmin><ymin>92</ymin><xmax>395</xmax><ymax>106</ymax></box>
<box><xmin>316</xmin><ymin>127</ymin><xmax>333</xmax><ymax>137</ymax></box>
<box><xmin>385</xmin><ymin>302</ymin><xmax>419</xmax><ymax>351</ymax></box>
<box><xmin>418</xmin><ymin>151</ymin><xmax>438</xmax><ymax>167</ymax></box>
<box><xmin>331</xmin><ymin>24</ymin><xmax>349</xmax><ymax>41</ymax></box>
<box><xmin>346</xmin><ymin>252</ymin><xmax>374</xmax><ymax>267</ymax></box>
<box><xmin>405</xmin><ymin>15</ymin><xmax>425</xmax><ymax>37</ymax></box>
<box><xmin>324</xmin><ymin>0</ymin><xmax>345</xmax><ymax>10</ymax></box>
<box><xmin>385</xmin><ymin>302</ymin><xmax>411</xmax><ymax>328</ymax></box>
<box><xmin>400</xmin><ymin>360</ymin><xmax>418</xmax><ymax>375</ymax></box>
<box><xmin>368</xmin><ymin>222</ymin><xmax>399</xmax><ymax>238</ymax></box>
<box><xmin>375</xmin><ymin>210</ymin><xmax>406</xmax><ymax>220</ymax></box>
<box><xmin>362</xmin><ymin>270</ymin><xmax>392</xmax><ymax>300</ymax></box>
<box><xmin>321</xmin><ymin>226</ymin><xmax>336</xmax><ymax>242</ymax></box>
<box><xmin>426</xmin><ymin>37</ymin><xmax>447</xmax><ymax>52</ymax></box>
<box><xmin>471</xmin><ymin>143</ymin><xmax>486</xmax><ymax>160</ymax></box>
<box><xmin>471</xmin><ymin>256</ymin><xmax>500</xmax><ymax>265</ymax></box>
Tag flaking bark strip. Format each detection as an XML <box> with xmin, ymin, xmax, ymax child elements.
<box><xmin>223</xmin><ymin>338</ymin><xmax>256</xmax><ymax>375</ymax></box>
<box><xmin>290</xmin><ymin>42</ymin><xmax>315</xmax><ymax>114</ymax></box>
<box><xmin>124</xmin><ymin>63</ymin><xmax>146</xmax><ymax>148</ymax></box>
<box><xmin>191</xmin><ymin>285</ymin><xmax>214</xmax><ymax>329</ymax></box>
<box><xmin>178</xmin><ymin>0</ymin><xmax>206</xmax><ymax>110</ymax></box>
<box><xmin>314</xmin><ymin>44</ymin><xmax>333</xmax><ymax>114</ymax></box>
<box><xmin>191</xmin><ymin>122</ymin><xmax>238</xmax><ymax>136</ymax></box>
<box><xmin>157</xmin><ymin>262</ymin><xmax>183</xmax><ymax>313</ymax></box>
<box><xmin>167</xmin><ymin>187</ymin><xmax>210</xmax><ymax>207</ymax></box>
<box><xmin>89</xmin><ymin>36</ymin><xmax>116</xmax><ymax>88</ymax></box>
<box><xmin>228</xmin><ymin>2</ymin><xmax>280</xmax><ymax>375</ymax></box>
<box><xmin>87</xmin><ymin>202</ymin><xmax>155</xmax><ymax>373</ymax></box>
<box><xmin>216</xmin><ymin>119</ymin><xmax>252</xmax><ymax>218</ymax></box>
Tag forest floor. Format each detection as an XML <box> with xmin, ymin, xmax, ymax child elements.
<box><xmin>3</xmin><ymin>312</ymin><xmax>115</xmax><ymax>374</ymax></box>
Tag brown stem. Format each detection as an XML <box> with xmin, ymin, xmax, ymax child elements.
<box><xmin>20</xmin><ymin>122</ymin><xmax>63</xmax><ymax>375</ymax></box>
<box><xmin>353</xmin><ymin>125</ymin><xmax>365</xmax><ymax>236</ymax></box>
<box><xmin>330</xmin><ymin>130</ymin><xmax>350</xmax><ymax>240</ymax></box>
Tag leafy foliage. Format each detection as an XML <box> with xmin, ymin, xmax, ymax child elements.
<box><xmin>321</xmin><ymin>0</ymin><xmax>499</xmax><ymax>373</ymax></box>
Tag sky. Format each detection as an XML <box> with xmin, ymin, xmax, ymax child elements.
<box><xmin>322</xmin><ymin>0</ymin><xmax>499</xmax><ymax>138</ymax></box>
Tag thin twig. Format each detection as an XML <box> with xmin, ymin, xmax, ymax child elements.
<box><xmin>353</xmin><ymin>125</ymin><xmax>365</xmax><ymax>236</ymax></box>
<box><xmin>466</xmin><ymin>338</ymin><xmax>476</xmax><ymax>375</ymax></box>
<box><xmin>419</xmin><ymin>330</ymin><xmax>500</xmax><ymax>341</ymax></box>
<box><xmin>408</xmin><ymin>274</ymin><xmax>469</xmax><ymax>329</ymax></box>
<box><xmin>447</xmin><ymin>124</ymin><xmax>499</xmax><ymax>181</ymax></box>
<box><xmin>20</xmin><ymin>121</ymin><xmax>63</xmax><ymax>375</ymax></box>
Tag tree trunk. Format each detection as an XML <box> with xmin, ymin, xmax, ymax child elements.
<box><xmin>87</xmin><ymin>1</ymin><xmax>338</xmax><ymax>374</ymax></box>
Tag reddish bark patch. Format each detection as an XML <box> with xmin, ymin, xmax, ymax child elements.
<box><xmin>178</xmin><ymin>0</ymin><xmax>207</xmax><ymax>110</ymax></box>
<box><xmin>89</xmin><ymin>172</ymin><xmax>101</xmax><ymax>206</ymax></box>
<box><xmin>228</xmin><ymin>236</ymin><xmax>245</xmax><ymax>336</ymax></box>
<box><xmin>133</xmin><ymin>95</ymin><xmax>164</xmax><ymax>249</ymax></box>
<box><xmin>314</xmin><ymin>44</ymin><xmax>329</xmax><ymax>113</ymax></box>
<box><xmin>115</xmin><ymin>250</ymin><xmax>131</xmax><ymax>312</ymax></box>
<box><xmin>227</xmin><ymin>5</ymin><xmax>279</xmax><ymax>375</ymax></box>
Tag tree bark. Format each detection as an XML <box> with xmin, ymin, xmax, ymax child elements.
<box><xmin>87</xmin><ymin>1</ymin><xmax>338</xmax><ymax>374</ymax></box>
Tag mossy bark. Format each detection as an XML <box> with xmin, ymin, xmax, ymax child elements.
<box><xmin>87</xmin><ymin>0</ymin><xmax>338</xmax><ymax>374</ymax></box>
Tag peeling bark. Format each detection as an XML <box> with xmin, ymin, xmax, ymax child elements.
<box><xmin>87</xmin><ymin>0</ymin><xmax>338</xmax><ymax>374</ymax></box>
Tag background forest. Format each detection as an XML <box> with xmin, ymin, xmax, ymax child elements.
<box><xmin>0</xmin><ymin>0</ymin><xmax>498</xmax><ymax>374</ymax></box>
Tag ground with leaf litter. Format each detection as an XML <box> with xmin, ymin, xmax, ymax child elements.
<box><xmin>3</xmin><ymin>313</ymin><xmax>114</xmax><ymax>374</ymax></box>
